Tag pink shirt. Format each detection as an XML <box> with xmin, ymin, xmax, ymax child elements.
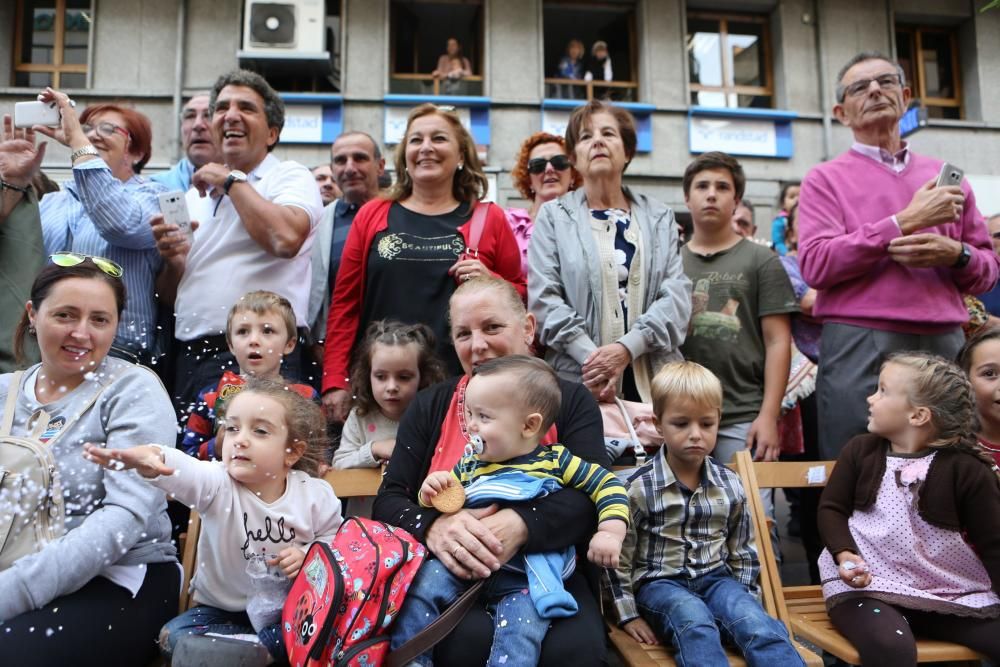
<box><xmin>504</xmin><ymin>207</ymin><xmax>533</xmax><ymax>280</ymax></box>
<box><xmin>798</xmin><ymin>150</ymin><xmax>998</xmax><ymax>333</ymax></box>
<box><xmin>819</xmin><ymin>452</ymin><xmax>1000</xmax><ymax>617</ymax></box>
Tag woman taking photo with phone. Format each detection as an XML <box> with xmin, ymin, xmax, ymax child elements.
<box><xmin>504</xmin><ymin>132</ymin><xmax>582</xmax><ymax>280</ymax></box>
<box><xmin>32</xmin><ymin>87</ymin><xmax>166</xmax><ymax>366</ymax></box>
<box><xmin>321</xmin><ymin>103</ymin><xmax>523</xmax><ymax>422</ymax></box>
<box><xmin>0</xmin><ymin>257</ymin><xmax>179</xmax><ymax>667</ymax></box>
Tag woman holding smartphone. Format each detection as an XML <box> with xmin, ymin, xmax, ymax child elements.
<box><xmin>32</xmin><ymin>87</ymin><xmax>167</xmax><ymax>366</ymax></box>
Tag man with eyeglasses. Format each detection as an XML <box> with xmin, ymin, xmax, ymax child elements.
<box><xmin>151</xmin><ymin>94</ymin><xmax>221</xmax><ymax>193</ymax></box>
<box><xmin>797</xmin><ymin>51</ymin><xmax>999</xmax><ymax>461</ymax></box>
<box><xmin>306</xmin><ymin>132</ymin><xmax>385</xmax><ymax>397</ymax></box>
<box><xmin>151</xmin><ymin>70</ymin><xmax>323</xmax><ymax>412</ymax></box>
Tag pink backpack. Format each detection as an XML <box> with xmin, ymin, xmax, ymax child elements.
<box><xmin>283</xmin><ymin>517</ymin><xmax>426</xmax><ymax>667</ymax></box>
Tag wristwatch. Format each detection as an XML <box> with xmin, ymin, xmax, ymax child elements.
<box><xmin>70</xmin><ymin>144</ymin><xmax>100</xmax><ymax>164</ymax></box>
<box><xmin>952</xmin><ymin>243</ymin><xmax>972</xmax><ymax>269</ymax></box>
<box><xmin>223</xmin><ymin>170</ymin><xmax>248</xmax><ymax>195</ymax></box>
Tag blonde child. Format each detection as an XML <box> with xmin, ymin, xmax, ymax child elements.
<box><xmin>85</xmin><ymin>376</ymin><xmax>342</xmax><ymax>664</ymax></box>
<box><xmin>959</xmin><ymin>326</ymin><xmax>1000</xmax><ymax>466</ymax></box>
<box><xmin>181</xmin><ymin>290</ymin><xmax>318</xmax><ymax>460</ymax></box>
<box><xmin>608</xmin><ymin>361</ymin><xmax>802</xmax><ymax>665</ymax></box>
<box><xmin>333</xmin><ymin>320</ymin><xmax>444</xmax><ymax>469</ymax></box>
<box><xmin>818</xmin><ymin>352</ymin><xmax>1000</xmax><ymax>665</ymax></box>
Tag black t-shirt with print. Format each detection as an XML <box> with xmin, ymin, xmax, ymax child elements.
<box><xmin>362</xmin><ymin>201</ymin><xmax>471</xmax><ymax>375</ymax></box>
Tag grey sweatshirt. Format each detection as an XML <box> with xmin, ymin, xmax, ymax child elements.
<box><xmin>0</xmin><ymin>357</ymin><xmax>178</xmax><ymax>620</ymax></box>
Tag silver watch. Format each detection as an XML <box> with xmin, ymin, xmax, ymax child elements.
<box><xmin>224</xmin><ymin>169</ymin><xmax>248</xmax><ymax>194</ymax></box>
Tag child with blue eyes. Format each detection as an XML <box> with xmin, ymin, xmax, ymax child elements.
<box><xmin>86</xmin><ymin>376</ymin><xmax>342</xmax><ymax>664</ymax></box>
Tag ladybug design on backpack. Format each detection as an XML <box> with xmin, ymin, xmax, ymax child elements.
<box><xmin>282</xmin><ymin>517</ymin><xmax>426</xmax><ymax>667</ymax></box>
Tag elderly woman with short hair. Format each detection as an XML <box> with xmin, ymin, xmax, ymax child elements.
<box><xmin>528</xmin><ymin>100</ymin><xmax>691</xmax><ymax>403</ymax></box>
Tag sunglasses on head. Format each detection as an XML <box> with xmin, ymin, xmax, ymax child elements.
<box><xmin>50</xmin><ymin>252</ymin><xmax>124</xmax><ymax>278</ymax></box>
<box><xmin>527</xmin><ymin>155</ymin><xmax>571</xmax><ymax>175</ymax></box>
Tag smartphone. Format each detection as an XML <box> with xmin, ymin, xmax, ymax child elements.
<box><xmin>935</xmin><ymin>162</ymin><xmax>964</xmax><ymax>188</ymax></box>
<box><xmin>13</xmin><ymin>101</ymin><xmax>61</xmax><ymax>129</ymax></box>
<box><xmin>158</xmin><ymin>191</ymin><xmax>193</xmax><ymax>240</ymax></box>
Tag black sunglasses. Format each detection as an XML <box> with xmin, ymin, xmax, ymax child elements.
<box><xmin>527</xmin><ymin>155</ymin><xmax>571</xmax><ymax>175</ymax></box>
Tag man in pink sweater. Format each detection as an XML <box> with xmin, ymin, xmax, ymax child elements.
<box><xmin>798</xmin><ymin>51</ymin><xmax>999</xmax><ymax>460</ymax></box>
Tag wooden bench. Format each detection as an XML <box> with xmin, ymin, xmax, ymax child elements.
<box><xmin>739</xmin><ymin>454</ymin><xmax>984</xmax><ymax>665</ymax></box>
<box><xmin>605</xmin><ymin>456</ymin><xmax>821</xmax><ymax>666</ymax></box>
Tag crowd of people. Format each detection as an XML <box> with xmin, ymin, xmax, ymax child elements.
<box><xmin>1</xmin><ymin>48</ymin><xmax>1000</xmax><ymax>667</ymax></box>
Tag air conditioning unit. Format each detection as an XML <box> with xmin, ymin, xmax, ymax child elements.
<box><xmin>242</xmin><ymin>0</ymin><xmax>325</xmax><ymax>54</ymax></box>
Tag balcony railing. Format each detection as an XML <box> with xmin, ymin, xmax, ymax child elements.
<box><xmin>391</xmin><ymin>73</ymin><xmax>485</xmax><ymax>96</ymax></box>
<box><xmin>544</xmin><ymin>78</ymin><xmax>638</xmax><ymax>101</ymax></box>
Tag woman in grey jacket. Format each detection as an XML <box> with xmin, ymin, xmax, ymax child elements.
<box><xmin>0</xmin><ymin>256</ymin><xmax>179</xmax><ymax>667</ymax></box>
<box><xmin>528</xmin><ymin>101</ymin><xmax>691</xmax><ymax>403</ymax></box>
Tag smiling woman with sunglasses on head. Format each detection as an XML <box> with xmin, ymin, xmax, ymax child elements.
<box><xmin>528</xmin><ymin>100</ymin><xmax>691</xmax><ymax>405</ymax></box>
<box><xmin>505</xmin><ymin>132</ymin><xmax>582</xmax><ymax>279</ymax></box>
<box><xmin>27</xmin><ymin>87</ymin><xmax>167</xmax><ymax>366</ymax></box>
<box><xmin>0</xmin><ymin>256</ymin><xmax>180</xmax><ymax>667</ymax></box>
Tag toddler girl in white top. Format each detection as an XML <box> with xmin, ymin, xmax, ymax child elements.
<box><xmin>86</xmin><ymin>376</ymin><xmax>343</xmax><ymax>663</ymax></box>
<box><xmin>333</xmin><ymin>320</ymin><xmax>445</xmax><ymax>470</ymax></box>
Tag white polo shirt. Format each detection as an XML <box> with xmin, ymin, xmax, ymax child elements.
<box><xmin>176</xmin><ymin>154</ymin><xmax>323</xmax><ymax>340</ymax></box>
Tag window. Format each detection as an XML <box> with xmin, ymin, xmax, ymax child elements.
<box><xmin>543</xmin><ymin>1</ymin><xmax>639</xmax><ymax>102</ymax></box>
<box><xmin>687</xmin><ymin>12</ymin><xmax>773</xmax><ymax>109</ymax></box>
<box><xmin>896</xmin><ymin>26</ymin><xmax>961</xmax><ymax>120</ymax></box>
<box><xmin>390</xmin><ymin>0</ymin><xmax>484</xmax><ymax>96</ymax></box>
<box><xmin>14</xmin><ymin>0</ymin><xmax>91</xmax><ymax>88</ymax></box>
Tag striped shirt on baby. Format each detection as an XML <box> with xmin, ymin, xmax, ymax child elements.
<box><xmin>607</xmin><ymin>451</ymin><xmax>759</xmax><ymax>624</ymax></box>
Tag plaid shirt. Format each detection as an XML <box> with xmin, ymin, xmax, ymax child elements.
<box><xmin>607</xmin><ymin>450</ymin><xmax>760</xmax><ymax>624</ymax></box>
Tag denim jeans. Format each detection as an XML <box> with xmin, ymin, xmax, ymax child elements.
<box><xmin>390</xmin><ymin>560</ymin><xmax>550</xmax><ymax>667</ymax></box>
<box><xmin>160</xmin><ymin>605</ymin><xmax>286</xmax><ymax>662</ymax></box>
<box><xmin>635</xmin><ymin>569</ymin><xmax>803</xmax><ymax>667</ymax></box>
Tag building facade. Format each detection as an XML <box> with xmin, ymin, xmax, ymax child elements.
<box><xmin>4</xmin><ymin>0</ymin><xmax>999</xmax><ymax>235</ymax></box>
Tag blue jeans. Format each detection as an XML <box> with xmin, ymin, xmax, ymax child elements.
<box><xmin>159</xmin><ymin>605</ymin><xmax>286</xmax><ymax>662</ymax></box>
<box><xmin>390</xmin><ymin>560</ymin><xmax>549</xmax><ymax>667</ymax></box>
<box><xmin>635</xmin><ymin>569</ymin><xmax>802</xmax><ymax>667</ymax></box>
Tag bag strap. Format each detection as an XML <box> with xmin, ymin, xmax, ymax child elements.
<box><xmin>467</xmin><ymin>202</ymin><xmax>489</xmax><ymax>252</ymax></box>
<box><xmin>615</xmin><ymin>397</ymin><xmax>646</xmax><ymax>466</ymax></box>
<box><xmin>1</xmin><ymin>371</ymin><xmax>24</xmax><ymax>436</ymax></box>
<box><xmin>386</xmin><ymin>578</ymin><xmax>486</xmax><ymax>667</ymax></box>
<box><xmin>44</xmin><ymin>367</ymin><xmax>123</xmax><ymax>448</ymax></box>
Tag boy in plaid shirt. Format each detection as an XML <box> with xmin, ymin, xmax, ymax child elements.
<box><xmin>607</xmin><ymin>361</ymin><xmax>802</xmax><ymax>666</ymax></box>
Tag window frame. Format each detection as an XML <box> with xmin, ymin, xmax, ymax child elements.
<box><xmin>13</xmin><ymin>0</ymin><xmax>92</xmax><ymax>89</ymax></box>
<box><xmin>541</xmin><ymin>0</ymin><xmax>640</xmax><ymax>102</ymax></box>
<box><xmin>388</xmin><ymin>0</ymin><xmax>485</xmax><ymax>97</ymax></box>
<box><xmin>687</xmin><ymin>11</ymin><xmax>774</xmax><ymax>109</ymax></box>
<box><xmin>895</xmin><ymin>24</ymin><xmax>963</xmax><ymax>119</ymax></box>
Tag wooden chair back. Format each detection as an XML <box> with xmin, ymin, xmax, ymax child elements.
<box><xmin>178</xmin><ymin>510</ymin><xmax>201</xmax><ymax>613</ymax></box>
<box><xmin>322</xmin><ymin>466</ymin><xmax>384</xmax><ymax>499</ymax></box>
<box><xmin>737</xmin><ymin>453</ymin><xmax>983</xmax><ymax>665</ymax></box>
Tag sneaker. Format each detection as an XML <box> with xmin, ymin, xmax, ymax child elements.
<box><xmin>172</xmin><ymin>634</ymin><xmax>271</xmax><ymax>667</ymax></box>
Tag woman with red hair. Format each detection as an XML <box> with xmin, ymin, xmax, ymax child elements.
<box><xmin>33</xmin><ymin>87</ymin><xmax>166</xmax><ymax>366</ymax></box>
<box><xmin>505</xmin><ymin>132</ymin><xmax>581</xmax><ymax>279</ymax></box>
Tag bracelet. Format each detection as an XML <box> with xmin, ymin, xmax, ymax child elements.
<box><xmin>70</xmin><ymin>144</ymin><xmax>100</xmax><ymax>163</ymax></box>
<box><xmin>0</xmin><ymin>179</ymin><xmax>30</xmax><ymax>195</ymax></box>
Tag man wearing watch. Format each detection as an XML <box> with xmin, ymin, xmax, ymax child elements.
<box><xmin>151</xmin><ymin>69</ymin><xmax>323</xmax><ymax>411</ymax></box>
<box><xmin>797</xmin><ymin>51</ymin><xmax>999</xmax><ymax>461</ymax></box>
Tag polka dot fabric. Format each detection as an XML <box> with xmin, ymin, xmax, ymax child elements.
<box><xmin>819</xmin><ymin>451</ymin><xmax>1000</xmax><ymax>614</ymax></box>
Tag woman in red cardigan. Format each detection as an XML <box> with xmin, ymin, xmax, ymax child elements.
<box><xmin>321</xmin><ymin>104</ymin><xmax>524</xmax><ymax>421</ymax></box>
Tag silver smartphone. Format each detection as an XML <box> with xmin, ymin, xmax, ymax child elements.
<box><xmin>935</xmin><ymin>162</ymin><xmax>964</xmax><ymax>188</ymax></box>
<box><xmin>13</xmin><ymin>101</ymin><xmax>61</xmax><ymax>129</ymax></box>
<box><xmin>158</xmin><ymin>191</ymin><xmax>193</xmax><ymax>240</ymax></box>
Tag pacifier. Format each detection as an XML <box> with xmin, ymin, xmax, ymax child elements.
<box><xmin>469</xmin><ymin>434</ymin><xmax>484</xmax><ymax>455</ymax></box>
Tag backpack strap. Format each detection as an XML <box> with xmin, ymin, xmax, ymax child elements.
<box><xmin>466</xmin><ymin>202</ymin><xmax>490</xmax><ymax>254</ymax></box>
<box><xmin>1</xmin><ymin>371</ymin><xmax>24</xmax><ymax>436</ymax></box>
<box><xmin>386</xmin><ymin>578</ymin><xmax>486</xmax><ymax>667</ymax></box>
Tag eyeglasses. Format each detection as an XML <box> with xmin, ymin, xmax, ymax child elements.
<box><xmin>527</xmin><ymin>155</ymin><xmax>571</xmax><ymax>175</ymax></box>
<box><xmin>50</xmin><ymin>252</ymin><xmax>124</xmax><ymax>278</ymax></box>
<box><xmin>991</xmin><ymin>231</ymin><xmax>1000</xmax><ymax>240</ymax></box>
<box><xmin>81</xmin><ymin>121</ymin><xmax>130</xmax><ymax>140</ymax></box>
<box><xmin>843</xmin><ymin>73</ymin><xmax>902</xmax><ymax>99</ymax></box>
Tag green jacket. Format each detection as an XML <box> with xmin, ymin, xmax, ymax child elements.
<box><xmin>0</xmin><ymin>189</ymin><xmax>44</xmax><ymax>371</ymax></box>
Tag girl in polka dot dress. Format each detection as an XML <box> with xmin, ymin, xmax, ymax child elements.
<box><xmin>332</xmin><ymin>321</ymin><xmax>444</xmax><ymax>512</ymax></box>
<box><xmin>817</xmin><ymin>352</ymin><xmax>1000</xmax><ymax>665</ymax></box>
